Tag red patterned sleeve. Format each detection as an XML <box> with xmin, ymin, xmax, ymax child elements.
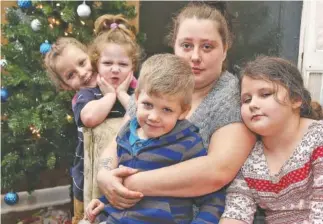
<box><xmin>309</xmin><ymin>146</ymin><xmax>323</xmax><ymax>223</ymax></box>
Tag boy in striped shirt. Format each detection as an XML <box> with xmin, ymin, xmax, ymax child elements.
<box><xmin>85</xmin><ymin>54</ymin><xmax>224</xmax><ymax>224</ymax></box>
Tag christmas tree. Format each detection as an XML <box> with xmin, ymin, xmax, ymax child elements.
<box><xmin>1</xmin><ymin>0</ymin><xmax>139</xmax><ymax>193</ymax></box>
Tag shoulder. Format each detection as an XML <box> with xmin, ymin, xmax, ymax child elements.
<box><xmin>306</xmin><ymin>120</ymin><xmax>323</xmax><ymax>157</ymax></box>
<box><xmin>204</xmin><ymin>71</ymin><xmax>242</xmax><ymax>131</ymax></box>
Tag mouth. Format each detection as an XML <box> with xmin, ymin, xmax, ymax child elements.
<box><xmin>191</xmin><ymin>67</ymin><xmax>205</xmax><ymax>74</ymax></box>
<box><xmin>110</xmin><ymin>77</ymin><xmax>120</xmax><ymax>84</ymax></box>
<box><xmin>251</xmin><ymin>114</ymin><xmax>264</xmax><ymax>121</ymax></box>
<box><xmin>146</xmin><ymin>123</ymin><xmax>162</xmax><ymax>129</ymax></box>
<box><xmin>84</xmin><ymin>74</ymin><xmax>93</xmax><ymax>84</ymax></box>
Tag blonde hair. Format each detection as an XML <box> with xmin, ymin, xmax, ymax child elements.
<box><xmin>89</xmin><ymin>14</ymin><xmax>141</xmax><ymax>71</ymax></box>
<box><xmin>44</xmin><ymin>37</ymin><xmax>87</xmax><ymax>90</ymax></box>
<box><xmin>167</xmin><ymin>3</ymin><xmax>232</xmax><ymax>71</ymax></box>
<box><xmin>136</xmin><ymin>53</ymin><xmax>194</xmax><ymax>110</ymax></box>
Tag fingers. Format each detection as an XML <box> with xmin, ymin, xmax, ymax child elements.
<box><xmin>112</xmin><ymin>166</ymin><xmax>139</xmax><ymax>177</ymax></box>
<box><xmin>112</xmin><ymin>180</ymin><xmax>143</xmax><ymax>199</ymax></box>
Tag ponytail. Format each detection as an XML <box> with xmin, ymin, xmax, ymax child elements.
<box><xmin>89</xmin><ymin>14</ymin><xmax>141</xmax><ymax>71</ymax></box>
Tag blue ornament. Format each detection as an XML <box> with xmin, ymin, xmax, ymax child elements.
<box><xmin>1</xmin><ymin>87</ymin><xmax>9</xmax><ymax>102</ymax></box>
<box><xmin>4</xmin><ymin>192</ymin><xmax>19</xmax><ymax>206</ymax></box>
<box><xmin>17</xmin><ymin>0</ymin><xmax>32</xmax><ymax>9</ymax></box>
<box><xmin>40</xmin><ymin>40</ymin><xmax>51</xmax><ymax>55</ymax></box>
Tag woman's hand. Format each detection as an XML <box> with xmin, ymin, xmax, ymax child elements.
<box><xmin>116</xmin><ymin>72</ymin><xmax>133</xmax><ymax>94</ymax></box>
<box><xmin>97</xmin><ymin>74</ymin><xmax>115</xmax><ymax>95</ymax></box>
<box><xmin>97</xmin><ymin>165</ymin><xmax>144</xmax><ymax>210</ymax></box>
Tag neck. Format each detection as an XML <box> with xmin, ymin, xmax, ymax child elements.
<box><xmin>262</xmin><ymin>115</ymin><xmax>302</xmax><ymax>154</ymax></box>
<box><xmin>193</xmin><ymin>81</ymin><xmax>215</xmax><ymax>101</ymax></box>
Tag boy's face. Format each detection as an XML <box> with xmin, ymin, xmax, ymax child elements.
<box><xmin>135</xmin><ymin>91</ymin><xmax>189</xmax><ymax>139</ymax></box>
<box><xmin>56</xmin><ymin>45</ymin><xmax>96</xmax><ymax>90</ymax></box>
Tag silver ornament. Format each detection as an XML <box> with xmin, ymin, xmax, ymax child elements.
<box><xmin>31</xmin><ymin>19</ymin><xmax>41</xmax><ymax>31</ymax></box>
<box><xmin>0</xmin><ymin>59</ymin><xmax>7</xmax><ymax>68</ymax></box>
<box><xmin>77</xmin><ymin>2</ymin><xmax>91</xmax><ymax>18</ymax></box>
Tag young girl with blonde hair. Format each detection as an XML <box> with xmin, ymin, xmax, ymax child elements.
<box><xmin>81</xmin><ymin>13</ymin><xmax>140</xmax><ymax>212</ymax></box>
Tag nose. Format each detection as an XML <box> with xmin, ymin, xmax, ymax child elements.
<box><xmin>249</xmin><ymin>97</ymin><xmax>260</xmax><ymax>112</ymax></box>
<box><xmin>148</xmin><ymin>110</ymin><xmax>160</xmax><ymax>122</ymax></box>
<box><xmin>76</xmin><ymin>67</ymin><xmax>87</xmax><ymax>78</ymax></box>
<box><xmin>111</xmin><ymin>65</ymin><xmax>120</xmax><ymax>73</ymax></box>
<box><xmin>191</xmin><ymin>47</ymin><xmax>201</xmax><ymax>63</ymax></box>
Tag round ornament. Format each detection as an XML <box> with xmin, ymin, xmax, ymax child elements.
<box><xmin>1</xmin><ymin>87</ymin><xmax>9</xmax><ymax>102</ymax></box>
<box><xmin>17</xmin><ymin>0</ymin><xmax>32</xmax><ymax>9</ymax></box>
<box><xmin>0</xmin><ymin>59</ymin><xmax>7</xmax><ymax>68</ymax></box>
<box><xmin>40</xmin><ymin>40</ymin><xmax>51</xmax><ymax>54</ymax></box>
<box><xmin>4</xmin><ymin>192</ymin><xmax>19</xmax><ymax>206</ymax></box>
<box><xmin>66</xmin><ymin>114</ymin><xmax>74</xmax><ymax>123</ymax></box>
<box><xmin>77</xmin><ymin>2</ymin><xmax>91</xmax><ymax>18</ymax></box>
<box><xmin>31</xmin><ymin>19</ymin><xmax>41</xmax><ymax>31</ymax></box>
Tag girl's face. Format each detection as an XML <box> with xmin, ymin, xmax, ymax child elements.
<box><xmin>240</xmin><ymin>76</ymin><xmax>301</xmax><ymax>136</ymax></box>
<box><xmin>97</xmin><ymin>43</ymin><xmax>133</xmax><ymax>88</ymax></box>
<box><xmin>174</xmin><ymin>18</ymin><xmax>227</xmax><ymax>90</ymax></box>
<box><xmin>55</xmin><ymin>45</ymin><xmax>96</xmax><ymax>90</ymax></box>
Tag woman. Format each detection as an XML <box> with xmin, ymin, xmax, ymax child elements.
<box><xmin>96</xmin><ymin>2</ymin><xmax>256</xmax><ymax>218</ymax></box>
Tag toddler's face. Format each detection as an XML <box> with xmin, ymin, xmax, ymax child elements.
<box><xmin>135</xmin><ymin>91</ymin><xmax>188</xmax><ymax>139</ymax></box>
<box><xmin>56</xmin><ymin>45</ymin><xmax>96</xmax><ymax>90</ymax></box>
<box><xmin>97</xmin><ymin>43</ymin><xmax>133</xmax><ymax>88</ymax></box>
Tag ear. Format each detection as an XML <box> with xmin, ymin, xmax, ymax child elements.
<box><xmin>222</xmin><ymin>44</ymin><xmax>228</xmax><ymax>62</ymax></box>
<box><xmin>291</xmin><ymin>97</ymin><xmax>302</xmax><ymax>110</ymax></box>
<box><xmin>178</xmin><ymin>106</ymin><xmax>191</xmax><ymax>120</ymax></box>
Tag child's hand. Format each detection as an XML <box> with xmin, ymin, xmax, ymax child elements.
<box><xmin>116</xmin><ymin>72</ymin><xmax>134</xmax><ymax>94</ymax></box>
<box><xmin>85</xmin><ymin>199</ymin><xmax>104</xmax><ymax>223</ymax></box>
<box><xmin>97</xmin><ymin>75</ymin><xmax>115</xmax><ymax>95</ymax></box>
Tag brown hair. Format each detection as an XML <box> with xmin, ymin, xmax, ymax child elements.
<box><xmin>167</xmin><ymin>3</ymin><xmax>232</xmax><ymax>71</ymax></box>
<box><xmin>89</xmin><ymin>14</ymin><xmax>141</xmax><ymax>71</ymax></box>
<box><xmin>240</xmin><ymin>56</ymin><xmax>316</xmax><ymax>119</ymax></box>
<box><xmin>311</xmin><ymin>101</ymin><xmax>323</xmax><ymax>120</ymax></box>
<box><xmin>136</xmin><ymin>53</ymin><xmax>194</xmax><ymax>110</ymax></box>
<box><xmin>44</xmin><ymin>37</ymin><xmax>87</xmax><ymax>90</ymax></box>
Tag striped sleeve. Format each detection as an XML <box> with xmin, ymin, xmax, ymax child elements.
<box><xmin>192</xmin><ymin>190</ymin><xmax>225</xmax><ymax>224</ymax></box>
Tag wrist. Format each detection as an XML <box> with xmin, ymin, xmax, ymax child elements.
<box><xmin>103</xmin><ymin>92</ymin><xmax>116</xmax><ymax>98</ymax></box>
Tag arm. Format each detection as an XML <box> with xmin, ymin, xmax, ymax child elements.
<box><xmin>96</xmin><ymin>115</ymin><xmax>143</xmax><ymax>209</ymax></box>
<box><xmin>81</xmin><ymin>93</ymin><xmax>117</xmax><ymax>128</ymax></box>
<box><xmin>220</xmin><ymin>172</ymin><xmax>256</xmax><ymax>224</ymax></box>
<box><xmin>81</xmin><ymin>75</ymin><xmax>117</xmax><ymax>128</ymax></box>
<box><xmin>309</xmin><ymin>146</ymin><xmax>323</xmax><ymax>223</ymax></box>
<box><xmin>124</xmin><ymin>123</ymin><xmax>256</xmax><ymax>197</ymax></box>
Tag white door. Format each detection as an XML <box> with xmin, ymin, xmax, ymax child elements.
<box><xmin>298</xmin><ymin>0</ymin><xmax>323</xmax><ymax>105</ymax></box>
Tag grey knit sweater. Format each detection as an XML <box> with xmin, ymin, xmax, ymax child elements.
<box><xmin>127</xmin><ymin>71</ymin><xmax>242</xmax><ymax>149</ymax></box>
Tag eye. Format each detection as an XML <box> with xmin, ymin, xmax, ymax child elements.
<box><xmin>163</xmin><ymin>108</ymin><xmax>173</xmax><ymax>113</ymax></box>
<box><xmin>67</xmin><ymin>72</ymin><xmax>74</xmax><ymax>80</ymax></box>
<box><xmin>142</xmin><ymin>102</ymin><xmax>153</xmax><ymax>109</ymax></box>
<box><xmin>242</xmin><ymin>96</ymin><xmax>251</xmax><ymax>104</ymax></box>
<box><xmin>180</xmin><ymin>42</ymin><xmax>192</xmax><ymax>50</ymax></box>
<box><xmin>119</xmin><ymin>62</ymin><xmax>129</xmax><ymax>67</ymax></box>
<box><xmin>202</xmin><ymin>43</ymin><xmax>213</xmax><ymax>51</ymax></box>
<box><xmin>103</xmin><ymin>61</ymin><xmax>112</xmax><ymax>65</ymax></box>
<box><xmin>261</xmin><ymin>93</ymin><xmax>272</xmax><ymax>98</ymax></box>
<box><xmin>79</xmin><ymin>59</ymin><xmax>85</xmax><ymax>66</ymax></box>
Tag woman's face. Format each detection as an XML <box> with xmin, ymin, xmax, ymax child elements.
<box><xmin>174</xmin><ymin>18</ymin><xmax>227</xmax><ymax>90</ymax></box>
